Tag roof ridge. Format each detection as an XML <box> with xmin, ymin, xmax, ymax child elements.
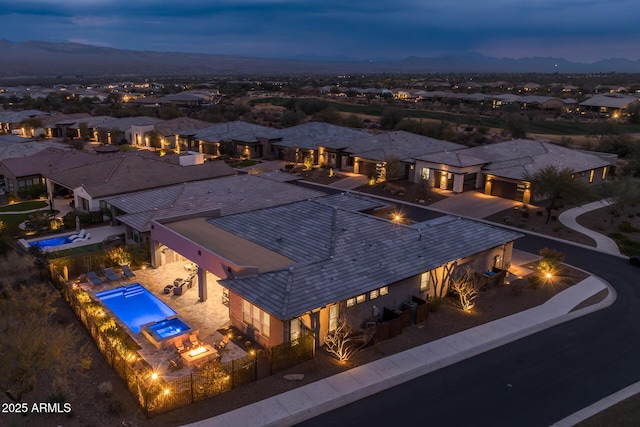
<box><xmin>103</xmin><ymin>155</ymin><xmax>127</xmax><ymax>183</ymax></box>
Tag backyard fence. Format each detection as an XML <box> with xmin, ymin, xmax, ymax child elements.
<box><xmin>58</xmin><ymin>276</ymin><xmax>316</xmax><ymax>417</ymax></box>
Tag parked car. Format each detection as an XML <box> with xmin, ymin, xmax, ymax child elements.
<box><xmin>630</xmin><ymin>256</ymin><xmax>640</xmax><ymax>266</ymax></box>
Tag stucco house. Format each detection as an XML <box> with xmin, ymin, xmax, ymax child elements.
<box><xmin>184</xmin><ymin>121</ymin><xmax>284</xmax><ymax>158</ymax></box>
<box><xmin>45</xmin><ymin>152</ymin><xmax>235</xmax><ymax>213</ymax></box>
<box><xmin>149</xmin><ymin>193</ymin><xmax>522</xmax><ymax>350</ymax></box>
<box><xmin>105</xmin><ymin>173</ymin><xmax>324</xmax><ymax>248</ymax></box>
<box><xmin>414</xmin><ymin>139</ymin><xmax>613</xmax><ymax>201</ymax></box>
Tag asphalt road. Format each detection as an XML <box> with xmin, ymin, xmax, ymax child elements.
<box><xmin>296</xmin><ymin>228</ymin><xmax>640</xmax><ymax>426</ymax></box>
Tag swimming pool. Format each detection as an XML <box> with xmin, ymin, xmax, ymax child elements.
<box><xmin>29</xmin><ymin>235</ymin><xmax>74</xmax><ymax>249</ymax></box>
<box><xmin>96</xmin><ymin>283</ymin><xmax>177</xmax><ymax>334</ymax></box>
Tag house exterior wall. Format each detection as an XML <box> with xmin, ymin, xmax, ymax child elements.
<box><xmin>130</xmin><ymin>124</ymin><xmax>156</xmax><ymax>146</ymax></box>
<box><xmin>414</xmin><ymin>161</ymin><xmax>484</xmax><ymax>193</ymax></box>
<box><xmin>73</xmin><ymin>185</ymin><xmax>101</xmax><ymax>212</ymax></box>
<box><xmin>228</xmin><ymin>290</ymin><xmax>285</xmax><ymax>349</ymax></box>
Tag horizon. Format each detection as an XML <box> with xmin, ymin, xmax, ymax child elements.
<box><xmin>1</xmin><ymin>1</ymin><xmax>639</xmax><ymax>63</ymax></box>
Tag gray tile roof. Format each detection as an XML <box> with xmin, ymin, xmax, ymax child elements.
<box><xmin>217</xmin><ymin>197</ymin><xmax>522</xmax><ymax>320</ymax></box>
<box><xmin>275</xmin><ymin>122</ymin><xmax>371</xmax><ymax>150</ymax></box>
<box><xmin>420</xmin><ymin>139</ymin><xmax>611</xmax><ymax>180</ymax></box>
<box><xmin>153</xmin><ymin>117</ymin><xmax>213</xmax><ymax>136</ymax></box>
<box><xmin>46</xmin><ymin>153</ymin><xmax>236</xmax><ymax>198</ymax></box>
<box><xmin>107</xmin><ymin>174</ymin><xmax>325</xmax><ymax>232</ymax></box>
<box><xmin>580</xmin><ymin>93</ymin><xmax>639</xmax><ymax>109</ymax></box>
<box><xmin>324</xmin><ymin>131</ymin><xmax>465</xmax><ymax>162</ymax></box>
<box><xmin>1</xmin><ymin>147</ymin><xmax>104</xmax><ymax>177</ymax></box>
<box><xmin>191</xmin><ymin>121</ymin><xmax>283</xmax><ymax>143</ymax></box>
<box><xmin>0</xmin><ymin>110</ymin><xmax>49</xmax><ymax>123</ymax></box>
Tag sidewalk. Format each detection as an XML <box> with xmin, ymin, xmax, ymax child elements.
<box><xmin>185</xmin><ymin>275</ymin><xmax>614</xmax><ymax>427</ymax></box>
<box><xmin>558</xmin><ymin>200</ymin><xmax>620</xmax><ymax>255</ymax></box>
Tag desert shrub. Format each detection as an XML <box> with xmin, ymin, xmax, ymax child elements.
<box><xmin>618</xmin><ymin>221</ymin><xmax>640</xmax><ymax>233</ymax></box>
<box><xmin>428</xmin><ymin>297</ymin><xmax>445</xmax><ymax>312</ymax></box>
<box><xmin>108</xmin><ymin>398</ymin><xmax>124</xmax><ymax>416</ymax></box>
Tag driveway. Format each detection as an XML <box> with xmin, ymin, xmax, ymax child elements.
<box><xmin>428</xmin><ymin>190</ymin><xmax>521</xmax><ymax>219</ymax></box>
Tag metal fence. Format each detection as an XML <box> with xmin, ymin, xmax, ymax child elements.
<box><xmin>59</xmin><ymin>277</ymin><xmax>315</xmax><ymax>417</ymax></box>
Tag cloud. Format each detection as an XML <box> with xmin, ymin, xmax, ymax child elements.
<box><xmin>0</xmin><ymin>0</ymin><xmax>638</xmax><ymax>62</ymax></box>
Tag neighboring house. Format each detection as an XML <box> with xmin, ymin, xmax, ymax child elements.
<box><xmin>0</xmin><ymin>110</ymin><xmax>50</xmax><ymax>135</ymax></box>
<box><xmin>0</xmin><ymin>147</ymin><xmax>103</xmax><ymax>197</ymax></box>
<box><xmin>321</xmin><ymin>131</ymin><xmax>465</xmax><ymax>180</ymax></box>
<box><xmin>185</xmin><ymin>121</ymin><xmax>284</xmax><ymax>158</ymax></box>
<box><xmin>104</xmin><ymin>116</ymin><xmax>164</xmax><ymax>145</ymax></box>
<box><xmin>149</xmin><ymin>117</ymin><xmax>214</xmax><ymax>151</ymax></box>
<box><xmin>105</xmin><ymin>173</ymin><xmax>324</xmax><ymax>250</ymax></box>
<box><xmin>415</xmin><ymin>139</ymin><xmax>613</xmax><ymax>201</ymax></box>
<box><xmin>40</xmin><ymin>113</ymin><xmax>93</xmax><ymax>138</ymax></box>
<box><xmin>579</xmin><ymin>93</ymin><xmax>640</xmax><ymax>116</ymax></box>
<box><xmin>150</xmin><ymin>193</ymin><xmax>522</xmax><ymax>349</ymax></box>
<box><xmin>46</xmin><ymin>152</ymin><xmax>235</xmax><ymax>213</ymax></box>
<box><xmin>272</xmin><ymin>122</ymin><xmax>370</xmax><ymax>164</ymax></box>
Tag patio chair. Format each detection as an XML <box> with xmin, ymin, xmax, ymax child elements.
<box><xmin>168</xmin><ymin>356</ymin><xmax>183</xmax><ymax>371</ymax></box>
<box><xmin>73</xmin><ymin>232</ymin><xmax>91</xmax><ymax>242</ymax></box>
<box><xmin>87</xmin><ymin>271</ymin><xmax>102</xmax><ymax>286</ymax></box>
<box><xmin>104</xmin><ymin>267</ymin><xmax>119</xmax><ymax>282</ymax></box>
<box><xmin>216</xmin><ymin>335</ymin><xmax>230</xmax><ymax>350</ymax></box>
<box><xmin>173</xmin><ymin>284</ymin><xmax>184</xmax><ymax>296</ymax></box>
<box><xmin>189</xmin><ymin>333</ymin><xmax>200</xmax><ymax>348</ymax></box>
<box><xmin>121</xmin><ymin>264</ymin><xmax>136</xmax><ymax>279</ymax></box>
<box><xmin>69</xmin><ymin>229</ymin><xmax>86</xmax><ymax>241</ymax></box>
<box><xmin>174</xmin><ymin>340</ymin><xmax>188</xmax><ymax>354</ymax></box>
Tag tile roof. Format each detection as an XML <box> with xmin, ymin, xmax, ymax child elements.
<box><xmin>1</xmin><ymin>147</ymin><xmax>104</xmax><ymax>177</ymax></box>
<box><xmin>153</xmin><ymin>117</ymin><xmax>213</xmax><ymax>136</ymax></box>
<box><xmin>580</xmin><ymin>93</ymin><xmax>639</xmax><ymax>109</ymax></box>
<box><xmin>327</xmin><ymin>131</ymin><xmax>465</xmax><ymax>162</ymax></box>
<box><xmin>191</xmin><ymin>121</ymin><xmax>283</xmax><ymax>143</ymax></box>
<box><xmin>46</xmin><ymin>154</ymin><xmax>236</xmax><ymax>198</ymax></box>
<box><xmin>418</xmin><ymin>139</ymin><xmax>611</xmax><ymax>179</ymax></box>
<box><xmin>275</xmin><ymin>122</ymin><xmax>371</xmax><ymax>150</ymax></box>
<box><xmin>0</xmin><ymin>110</ymin><xmax>49</xmax><ymax>123</ymax></box>
<box><xmin>216</xmin><ymin>196</ymin><xmax>522</xmax><ymax>319</ymax></box>
<box><xmin>106</xmin><ymin>174</ymin><xmax>325</xmax><ymax>231</ymax></box>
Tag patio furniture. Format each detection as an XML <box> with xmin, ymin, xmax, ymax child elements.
<box><xmin>173</xmin><ymin>284</ymin><xmax>184</xmax><ymax>296</ymax></box>
<box><xmin>87</xmin><ymin>271</ymin><xmax>102</xmax><ymax>286</ymax></box>
<box><xmin>163</xmin><ymin>284</ymin><xmax>174</xmax><ymax>294</ymax></box>
<box><xmin>216</xmin><ymin>335</ymin><xmax>230</xmax><ymax>350</ymax></box>
<box><xmin>69</xmin><ymin>229</ymin><xmax>86</xmax><ymax>241</ymax></box>
<box><xmin>168</xmin><ymin>356</ymin><xmax>183</xmax><ymax>371</ymax></box>
<box><xmin>174</xmin><ymin>340</ymin><xmax>188</xmax><ymax>354</ymax></box>
<box><xmin>73</xmin><ymin>232</ymin><xmax>91</xmax><ymax>242</ymax></box>
<box><xmin>189</xmin><ymin>333</ymin><xmax>201</xmax><ymax>348</ymax></box>
<box><xmin>104</xmin><ymin>267</ymin><xmax>119</xmax><ymax>282</ymax></box>
<box><xmin>121</xmin><ymin>265</ymin><xmax>136</xmax><ymax>279</ymax></box>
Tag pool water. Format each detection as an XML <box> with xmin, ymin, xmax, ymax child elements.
<box><xmin>29</xmin><ymin>235</ymin><xmax>74</xmax><ymax>249</ymax></box>
<box><xmin>96</xmin><ymin>283</ymin><xmax>176</xmax><ymax>333</ymax></box>
<box><xmin>148</xmin><ymin>317</ymin><xmax>191</xmax><ymax>339</ymax></box>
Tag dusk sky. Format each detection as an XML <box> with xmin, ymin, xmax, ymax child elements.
<box><xmin>1</xmin><ymin>0</ymin><xmax>638</xmax><ymax>63</ymax></box>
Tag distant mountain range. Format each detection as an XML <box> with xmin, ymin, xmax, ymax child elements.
<box><xmin>1</xmin><ymin>40</ymin><xmax>640</xmax><ymax>78</ymax></box>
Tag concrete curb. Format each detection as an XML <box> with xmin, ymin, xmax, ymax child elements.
<box><xmin>184</xmin><ymin>276</ymin><xmax>615</xmax><ymax>427</ymax></box>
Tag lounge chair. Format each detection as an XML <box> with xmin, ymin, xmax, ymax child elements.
<box><xmin>87</xmin><ymin>271</ymin><xmax>102</xmax><ymax>286</ymax></box>
<box><xmin>189</xmin><ymin>333</ymin><xmax>200</xmax><ymax>348</ymax></box>
<box><xmin>73</xmin><ymin>232</ymin><xmax>91</xmax><ymax>242</ymax></box>
<box><xmin>104</xmin><ymin>267</ymin><xmax>119</xmax><ymax>282</ymax></box>
<box><xmin>121</xmin><ymin>265</ymin><xmax>136</xmax><ymax>279</ymax></box>
<box><xmin>69</xmin><ymin>229</ymin><xmax>86</xmax><ymax>241</ymax></box>
<box><xmin>174</xmin><ymin>340</ymin><xmax>188</xmax><ymax>354</ymax></box>
<box><xmin>216</xmin><ymin>335</ymin><xmax>230</xmax><ymax>350</ymax></box>
<box><xmin>173</xmin><ymin>284</ymin><xmax>184</xmax><ymax>296</ymax></box>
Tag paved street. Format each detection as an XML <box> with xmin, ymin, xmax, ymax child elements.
<box><xmin>299</xmin><ymin>234</ymin><xmax>636</xmax><ymax>427</ymax></box>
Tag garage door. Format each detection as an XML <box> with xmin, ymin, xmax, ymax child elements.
<box><xmin>490</xmin><ymin>179</ymin><xmax>518</xmax><ymax>200</ymax></box>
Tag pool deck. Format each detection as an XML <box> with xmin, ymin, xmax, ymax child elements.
<box><xmin>22</xmin><ymin>224</ymin><xmax>126</xmax><ymax>252</ymax></box>
<box><xmin>80</xmin><ymin>261</ymin><xmax>247</xmax><ymax>378</ymax></box>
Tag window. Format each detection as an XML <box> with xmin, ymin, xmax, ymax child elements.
<box><xmin>290</xmin><ymin>318</ymin><xmax>300</xmax><ymax>344</ymax></box>
<box><xmin>602</xmin><ymin>167</ymin><xmax>608</xmax><ymax>180</ymax></box>
<box><xmin>379</xmin><ymin>286</ymin><xmax>388</xmax><ymax>296</ymax></box>
<box><xmin>420</xmin><ymin>272</ymin><xmax>431</xmax><ymax>292</ymax></box>
<box><xmin>329</xmin><ymin>305</ymin><xmax>338</xmax><ymax>332</ymax></box>
<box><xmin>346</xmin><ymin>298</ymin><xmax>355</xmax><ymax>307</ymax></box>
<box><xmin>421</xmin><ymin>168</ymin><xmax>430</xmax><ymax>180</ymax></box>
<box><xmin>242</xmin><ymin>300</ymin><xmax>270</xmax><ymax>338</ymax></box>
<box><xmin>370</xmin><ymin>289</ymin><xmax>379</xmax><ymax>300</ymax></box>
<box><xmin>589</xmin><ymin>169</ymin><xmax>595</xmax><ymax>183</ymax></box>
<box><xmin>356</xmin><ymin>294</ymin><xmax>366</xmax><ymax>304</ymax></box>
